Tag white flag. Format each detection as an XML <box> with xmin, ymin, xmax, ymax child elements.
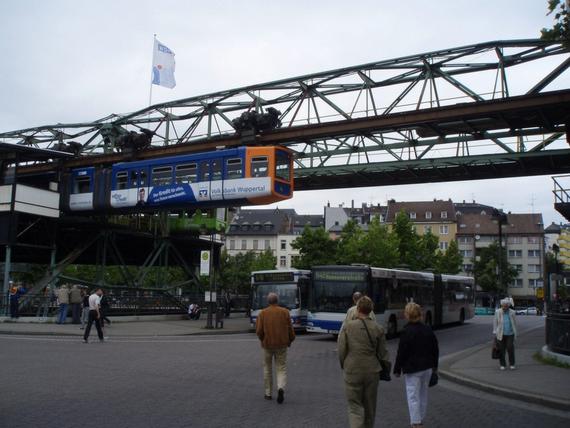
<box><xmin>152</xmin><ymin>39</ymin><xmax>176</xmax><ymax>89</ymax></box>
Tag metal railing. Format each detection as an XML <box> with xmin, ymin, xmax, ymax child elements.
<box><xmin>546</xmin><ymin>311</ymin><xmax>570</xmax><ymax>356</ymax></box>
<box><xmin>552</xmin><ymin>175</ymin><xmax>570</xmax><ymax>204</ymax></box>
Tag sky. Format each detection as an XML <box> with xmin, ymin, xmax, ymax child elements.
<box><xmin>0</xmin><ymin>0</ymin><xmax>567</xmax><ymax>225</ymax></box>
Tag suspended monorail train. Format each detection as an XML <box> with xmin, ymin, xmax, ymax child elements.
<box><xmin>61</xmin><ymin>146</ymin><xmax>293</xmax><ymax>213</ymax></box>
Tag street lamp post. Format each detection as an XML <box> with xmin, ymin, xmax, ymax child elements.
<box><xmin>206</xmin><ymin>232</ymin><xmax>215</xmax><ymax>329</ymax></box>
<box><xmin>493</xmin><ymin>209</ymin><xmax>508</xmax><ymax>297</ymax></box>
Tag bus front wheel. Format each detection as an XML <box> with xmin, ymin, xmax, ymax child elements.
<box><xmin>387</xmin><ymin>317</ymin><xmax>397</xmax><ymax>338</ymax></box>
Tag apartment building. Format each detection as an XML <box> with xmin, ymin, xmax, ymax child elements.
<box><xmin>455</xmin><ymin>206</ymin><xmax>544</xmax><ymax>304</ymax></box>
<box><xmin>385</xmin><ymin>200</ymin><xmax>457</xmax><ymax>251</ymax></box>
<box><xmin>324</xmin><ymin>202</ymin><xmax>387</xmax><ymax>239</ymax></box>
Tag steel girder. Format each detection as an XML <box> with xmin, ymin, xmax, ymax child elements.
<box><xmin>1</xmin><ymin>39</ymin><xmax>569</xmax><ymax>187</ymax></box>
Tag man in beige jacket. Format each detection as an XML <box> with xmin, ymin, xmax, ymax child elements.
<box><xmin>256</xmin><ymin>292</ymin><xmax>295</xmax><ymax>404</ymax></box>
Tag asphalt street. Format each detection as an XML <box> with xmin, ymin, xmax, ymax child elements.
<box><xmin>0</xmin><ymin>316</ymin><xmax>567</xmax><ymax>428</ymax></box>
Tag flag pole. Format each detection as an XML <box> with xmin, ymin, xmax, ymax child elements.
<box><xmin>149</xmin><ymin>34</ymin><xmax>157</xmax><ymax>107</ymax></box>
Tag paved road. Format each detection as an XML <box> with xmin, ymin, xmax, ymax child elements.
<box><xmin>0</xmin><ymin>316</ymin><xmax>567</xmax><ymax>428</ymax></box>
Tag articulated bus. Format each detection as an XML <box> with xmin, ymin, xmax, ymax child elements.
<box><xmin>307</xmin><ymin>265</ymin><xmax>474</xmax><ymax>336</ymax></box>
<box><xmin>250</xmin><ymin>269</ymin><xmax>311</xmax><ymax>330</ymax></box>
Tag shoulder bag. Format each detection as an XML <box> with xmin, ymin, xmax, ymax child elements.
<box><xmin>360</xmin><ymin>319</ymin><xmax>391</xmax><ymax>381</ymax></box>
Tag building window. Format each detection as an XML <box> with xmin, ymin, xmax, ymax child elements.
<box><xmin>424</xmin><ymin>225</ymin><xmax>432</xmax><ymax>233</ymax></box>
<box><xmin>509</xmin><ymin>279</ymin><xmax>523</xmax><ymax>288</ymax></box>
<box><xmin>410</xmin><ymin>212</ymin><xmax>416</xmax><ymax>219</ymax></box>
<box><xmin>439</xmin><ymin>225</ymin><xmax>449</xmax><ymax>235</ymax></box>
<box><xmin>508</xmin><ymin>236</ymin><xmax>522</xmax><ymax>244</ymax></box>
<box><xmin>458</xmin><ymin>236</ymin><xmax>472</xmax><ymax>244</ymax></box>
<box><xmin>527</xmin><ymin>236</ymin><xmax>539</xmax><ymax>244</ymax></box>
<box><xmin>229</xmin><ymin>240</ymin><xmax>235</xmax><ymax>250</ymax></box>
<box><xmin>460</xmin><ymin>250</ymin><xmax>473</xmax><ymax>257</ymax></box>
<box><xmin>441</xmin><ymin>211</ymin><xmax>448</xmax><ymax>219</ymax></box>
<box><xmin>508</xmin><ymin>250</ymin><xmax>522</xmax><ymax>257</ymax></box>
<box><xmin>241</xmin><ymin>240</ymin><xmax>247</xmax><ymax>250</ymax></box>
<box><xmin>528</xmin><ymin>265</ymin><xmax>541</xmax><ymax>273</ymax></box>
<box><xmin>280</xmin><ymin>240</ymin><xmax>287</xmax><ymax>250</ymax></box>
<box><xmin>439</xmin><ymin>241</ymin><xmax>449</xmax><ymax>250</ymax></box>
<box><xmin>528</xmin><ymin>250</ymin><xmax>541</xmax><ymax>257</ymax></box>
<box><xmin>462</xmin><ymin>264</ymin><xmax>473</xmax><ymax>272</ymax></box>
<box><xmin>279</xmin><ymin>256</ymin><xmax>287</xmax><ymax>267</ymax></box>
<box><xmin>426</xmin><ymin>211</ymin><xmax>432</xmax><ymax>219</ymax></box>
<box><xmin>265</xmin><ymin>240</ymin><xmax>270</xmax><ymax>250</ymax></box>
<box><xmin>529</xmin><ymin>279</ymin><xmax>541</xmax><ymax>288</ymax></box>
<box><xmin>253</xmin><ymin>240</ymin><xmax>258</xmax><ymax>250</ymax></box>
<box><xmin>513</xmin><ymin>264</ymin><xmax>523</xmax><ymax>273</ymax></box>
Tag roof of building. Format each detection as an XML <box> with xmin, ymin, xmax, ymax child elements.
<box><xmin>545</xmin><ymin>222</ymin><xmax>562</xmax><ymax>234</ymax></box>
<box><xmin>0</xmin><ymin>142</ymin><xmax>74</xmax><ymax>163</ymax></box>
<box><xmin>385</xmin><ymin>200</ymin><xmax>455</xmax><ymax>222</ymax></box>
<box><xmin>456</xmin><ymin>212</ymin><xmax>544</xmax><ymax>235</ymax></box>
<box><xmin>454</xmin><ymin>201</ymin><xmax>496</xmax><ymax>215</ymax></box>
<box><xmin>226</xmin><ymin>208</ymin><xmax>296</xmax><ymax>236</ymax></box>
<box><xmin>293</xmin><ymin>214</ymin><xmax>324</xmax><ymax>229</ymax></box>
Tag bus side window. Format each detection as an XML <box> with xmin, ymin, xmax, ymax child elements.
<box><xmin>226</xmin><ymin>158</ymin><xmax>243</xmax><ymax>179</ymax></box>
<box><xmin>73</xmin><ymin>176</ymin><xmax>91</xmax><ymax>194</ymax></box>
<box><xmin>116</xmin><ymin>172</ymin><xmax>128</xmax><ymax>190</ymax></box>
<box><xmin>251</xmin><ymin>156</ymin><xmax>268</xmax><ymax>177</ymax></box>
<box><xmin>175</xmin><ymin>163</ymin><xmax>197</xmax><ymax>184</ymax></box>
<box><xmin>200</xmin><ymin>161</ymin><xmax>210</xmax><ymax>181</ymax></box>
<box><xmin>212</xmin><ymin>159</ymin><xmax>222</xmax><ymax>181</ymax></box>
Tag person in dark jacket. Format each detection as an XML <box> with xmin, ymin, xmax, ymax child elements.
<box><xmin>394</xmin><ymin>302</ymin><xmax>439</xmax><ymax>428</ymax></box>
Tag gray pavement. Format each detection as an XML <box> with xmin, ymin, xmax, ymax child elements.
<box><xmin>0</xmin><ymin>314</ymin><xmax>252</xmax><ymax>336</ymax></box>
<box><xmin>439</xmin><ymin>319</ymin><xmax>570</xmax><ymax>410</ymax></box>
<box><xmin>0</xmin><ymin>316</ymin><xmax>569</xmax><ymax>428</ymax></box>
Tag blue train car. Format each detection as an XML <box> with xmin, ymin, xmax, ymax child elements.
<box><xmin>62</xmin><ymin>146</ymin><xmax>293</xmax><ymax>213</ymax></box>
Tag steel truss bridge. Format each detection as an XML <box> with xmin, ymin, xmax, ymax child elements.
<box><xmin>3</xmin><ymin>39</ymin><xmax>570</xmax><ymax>190</ymax></box>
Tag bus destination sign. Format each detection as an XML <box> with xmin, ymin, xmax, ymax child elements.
<box><xmin>313</xmin><ymin>270</ymin><xmax>367</xmax><ymax>282</ymax></box>
<box><xmin>253</xmin><ymin>272</ymin><xmax>295</xmax><ymax>283</ymax></box>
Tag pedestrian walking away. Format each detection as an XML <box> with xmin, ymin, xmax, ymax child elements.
<box><xmin>255</xmin><ymin>292</ymin><xmax>295</xmax><ymax>404</ymax></box>
<box><xmin>56</xmin><ymin>284</ymin><xmax>70</xmax><ymax>324</ymax></box>
<box><xmin>394</xmin><ymin>302</ymin><xmax>439</xmax><ymax>428</ymax></box>
<box><xmin>83</xmin><ymin>288</ymin><xmax>104</xmax><ymax>343</ymax></box>
<box><xmin>99</xmin><ymin>291</ymin><xmax>111</xmax><ymax>327</ymax></box>
<box><xmin>340</xmin><ymin>291</ymin><xmax>376</xmax><ymax>333</ymax></box>
<box><xmin>80</xmin><ymin>288</ymin><xmax>89</xmax><ymax>329</ymax></box>
<box><xmin>338</xmin><ymin>296</ymin><xmax>390</xmax><ymax>428</ymax></box>
<box><xmin>9</xmin><ymin>281</ymin><xmax>27</xmax><ymax>319</ymax></box>
<box><xmin>493</xmin><ymin>297</ymin><xmax>518</xmax><ymax>370</ymax></box>
<box><xmin>69</xmin><ymin>284</ymin><xmax>83</xmax><ymax>324</ymax></box>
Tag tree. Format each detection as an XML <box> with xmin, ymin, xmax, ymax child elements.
<box><xmin>336</xmin><ymin>220</ymin><xmax>366</xmax><ymax>264</ymax></box>
<box><xmin>251</xmin><ymin>249</ymin><xmax>277</xmax><ymax>273</ymax></box>
<box><xmin>473</xmin><ymin>242</ymin><xmax>518</xmax><ymax>294</ymax></box>
<box><xmin>416</xmin><ymin>231</ymin><xmax>440</xmax><ymax>271</ymax></box>
<box><xmin>393</xmin><ymin>210</ymin><xmax>421</xmax><ymax>269</ymax></box>
<box><xmin>362</xmin><ymin>217</ymin><xmax>399</xmax><ymax>268</ymax></box>
<box><xmin>541</xmin><ymin>0</ymin><xmax>570</xmax><ymax>48</ymax></box>
<box><xmin>436</xmin><ymin>240</ymin><xmax>463</xmax><ymax>274</ymax></box>
<box><xmin>218</xmin><ymin>251</ymin><xmax>272</xmax><ymax>294</ymax></box>
<box><xmin>291</xmin><ymin>226</ymin><xmax>337</xmax><ymax>269</ymax></box>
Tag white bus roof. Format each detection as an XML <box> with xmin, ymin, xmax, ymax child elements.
<box><xmin>371</xmin><ymin>267</ymin><xmax>434</xmax><ymax>281</ymax></box>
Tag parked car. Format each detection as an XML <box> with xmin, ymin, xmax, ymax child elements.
<box><xmin>515</xmin><ymin>307</ymin><xmax>528</xmax><ymax>315</ymax></box>
<box><xmin>525</xmin><ymin>306</ymin><xmax>538</xmax><ymax>315</ymax></box>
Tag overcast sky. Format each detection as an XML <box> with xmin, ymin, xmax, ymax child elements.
<box><xmin>0</xmin><ymin>0</ymin><xmax>567</xmax><ymax>225</ymax></box>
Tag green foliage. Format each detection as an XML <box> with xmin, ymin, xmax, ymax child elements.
<box><xmin>336</xmin><ymin>220</ymin><xmax>366</xmax><ymax>264</ymax></box>
<box><xmin>436</xmin><ymin>240</ymin><xmax>463</xmax><ymax>274</ymax></box>
<box><xmin>362</xmin><ymin>217</ymin><xmax>400</xmax><ymax>268</ymax></box>
<box><xmin>291</xmin><ymin>225</ymin><xmax>338</xmax><ymax>269</ymax></box>
<box><xmin>219</xmin><ymin>249</ymin><xmax>276</xmax><ymax>294</ymax></box>
<box><xmin>473</xmin><ymin>242</ymin><xmax>518</xmax><ymax>294</ymax></box>
<box><xmin>541</xmin><ymin>0</ymin><xmax>570</xmax><ymax>48</ymax></box>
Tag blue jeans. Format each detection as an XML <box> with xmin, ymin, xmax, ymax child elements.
<box><xmin>58</xmin><ymin>304</ymin><xmax>68</xmax><ymax>324</ymax></box>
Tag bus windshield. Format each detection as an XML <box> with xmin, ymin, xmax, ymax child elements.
<box><xmin>311</xmin><ymin>269</ymin><xmax>369</xmax><ymax>313</ymax></box>
<box><xmin>252</xmin><ymin>283</ymin><xmax>299</xmax><ymax>310</ymax></box>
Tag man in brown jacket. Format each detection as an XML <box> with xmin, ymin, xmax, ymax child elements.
<box><xmin>256</xmin><ymin>292</ymin><xmax>295</xmax><ymax>404</ymax></box>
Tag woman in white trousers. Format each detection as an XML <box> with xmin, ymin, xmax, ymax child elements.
<box><xmin>394</xmin><ymin>303</ymin><xmax>439</xmax><ymax>428</ymax></box>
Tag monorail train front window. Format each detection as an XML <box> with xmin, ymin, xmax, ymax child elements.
<box><xmin>73</xmin><ymin>176</ymin><xmax>91</xmax><ymax>194</ymax></box>
<box><xmin>251</xmin><ymin>156</ymin><xmax>268</xmax><ymax>177</ymax></box>
<box><xmin>175</xmin><ymin>163</ymin><xmax>197</xmax><ymax>184</ymax></box>
<box><xmin>152</xmin><ymin>166</ymin><xmax>173</xmax><ymax>186</ymax></box>
<box><xmin>226</xmin><ymin>158</ymin><xmax>243</xmax><ymax>179</ymax></box>
<box><xmin>212</xmin><ymin>159</ymin><xmax>222</xmax><ymax>181</ymax></box>
<box><xmin>275</xmin><ymin>151</ymin><xmax>290</xmax><ymax>181</ymax></box>
<box><xmin>116</xmin><ymin>172</ymin><xmax>128</xmax><ymax>190</ymax></box>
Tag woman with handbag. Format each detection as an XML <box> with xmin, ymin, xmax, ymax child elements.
<box><xmin>394</xmin><ymin>302</ymin><xmax>439</xmax><ymax>428</ymax></box>
<box><xmin>338</xmin><ymin>296</ymin><xmax>390</xmax><ymax>428</ymax></box>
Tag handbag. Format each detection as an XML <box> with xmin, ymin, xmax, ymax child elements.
<box><xmin>491</xmin><ymin>338</ymin><xmax>500</xmax><ymax>360</ymax></box>
<box><xmin>428</xmin><ymin>371</ymin><xmax>438</xmax><ymax>387</ymax></box>
<box><xmin>360</xmin><ymin>319</ymin><xmax>391</xmax><ymax>382</ymax></box>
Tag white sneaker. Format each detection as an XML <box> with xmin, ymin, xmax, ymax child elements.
<box><xmin>500</xmin><ymin>366</ymin><xmax>506</xmax><ymax>370</ymax></box>
<box><xmin>510</xmin><ymin>366</ymin><xmax>516</xmax><ymax>370</ymax></box>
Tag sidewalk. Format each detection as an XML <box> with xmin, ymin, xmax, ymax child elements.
<box><xmin>0</xmin><ymin>314</ymin><xmax>253</xmax><ymax>337</ymax></box>
<box><xmin>439</xmin><ymin>325</ymin><xmax>570</xmax><ymax>410</ymax></box>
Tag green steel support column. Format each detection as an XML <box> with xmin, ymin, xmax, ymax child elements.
<box><xmin>3</xmin><ymin>245</ymin><xmax>11</xmax><ymax>315</ymax></box>
<box><xmin>49</xmin><ymin>247</ymin><xmax>57</xmax><ymax>291</ymax></box>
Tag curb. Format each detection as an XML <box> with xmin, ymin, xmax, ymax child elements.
<box><xmin>0</xmin><ymin>328</ymin><xmax>254</xmax><ymax>338</ymax></box>
<box><xmin>439</xmin><ymin>327</ymin><xmax>570</xmax><ymax>411</ymax></box>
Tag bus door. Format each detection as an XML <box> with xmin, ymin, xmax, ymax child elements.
<box><xmin>434</xmin><ymin>275</ymin><xmax>443</xmax><ymax>326</ymax></box>
<box><xmin>197</xmin><ymin>160</ymin><xmax>212</xmax><ymax>202</ymax></box>
<box><xmin>210</xmin><ymin>158</ymin><xmax>223</xmax><ymax>201</ymax></box>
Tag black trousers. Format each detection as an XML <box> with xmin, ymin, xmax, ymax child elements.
<box><xmin>498</xmin><ymin>334</ymin><xmax>515</xmax><ymax>366</ymax></box>
<box><xmin>83</xmin><ymin>310</ymin><xmax>104</xmax><ymax>341</ymax></box>
<box><xmin>10</xmin><ymin>299</ymin><xmax>19</xmax><ymax>318</ymax></box>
